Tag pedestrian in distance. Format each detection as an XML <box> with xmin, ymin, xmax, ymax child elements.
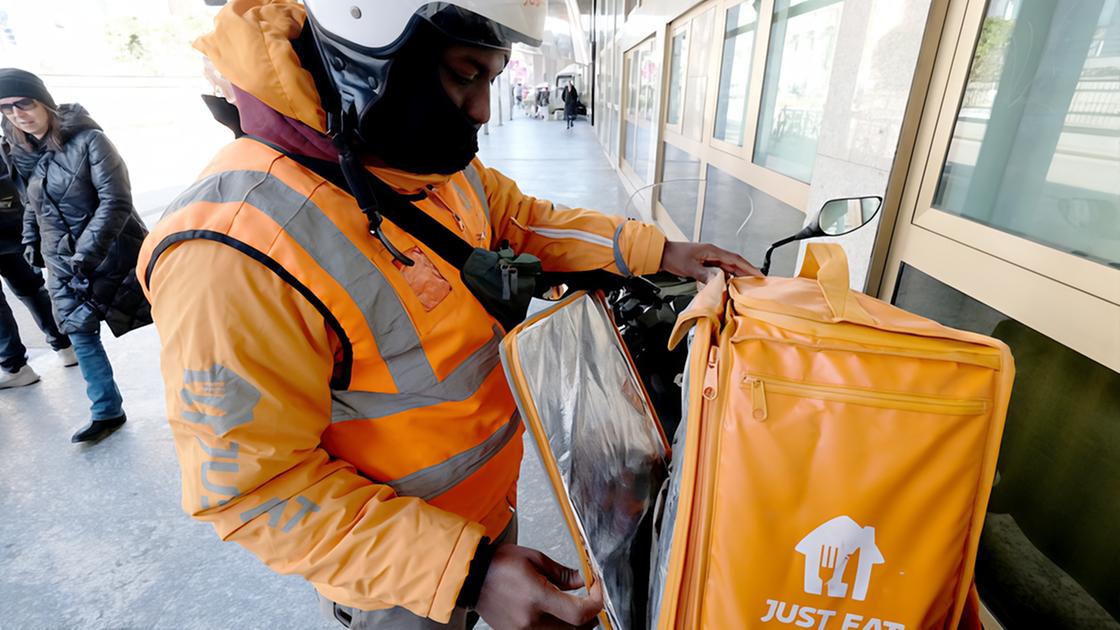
<box><xmin>0</xmin><ymin>68</ymin><xmax>151</xmax><ymax>442</ymax></box>
<box><xmin>563</xmin><ymin>83</ymin><xmax>579</xmax><ymax>130</ymax></box>
<box><xmin>142</xmin><ymin>2</ymin><xmax>758</xmax><ymax>628</ymax></box>
<box><xmin>535</xmin><ymin>85</ymin><xmax>550</xmax><ymax>120</ymax></box>
<box><xmin>0</xmin><ymin>134</ymin><xmax>77</xmax><ymax>389</ymax></box>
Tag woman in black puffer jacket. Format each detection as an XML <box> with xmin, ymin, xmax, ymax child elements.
<box><xmin>0</xmin><ymin>68</ymin><xmax>151</xmax><ymax>443</ymax></box>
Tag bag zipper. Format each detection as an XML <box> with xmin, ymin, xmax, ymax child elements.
<box><xmin>680</xmin><ymin>346</ymin><xmax>721</xmax><ymax>629</ymax></box>
<box><xmin>740</xmin><ymin>374</ymin><xmax>988</xmax><ymax>422</ymax></box>
<box><xmin>730</xmin><ymin>309</ymin><xmax>1003</xmax><ymax>371</ymax></box>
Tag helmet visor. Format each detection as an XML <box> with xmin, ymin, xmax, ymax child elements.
<box><xmin>417</xmin><ymin>3</ymin><xmax>542</xmax><ymax>50</ymax></box>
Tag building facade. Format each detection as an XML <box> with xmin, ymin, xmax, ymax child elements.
<box><xmin>589</xmin><ymin>0</ymin><xmax>1119</xmax><ymax>627</ymax></box>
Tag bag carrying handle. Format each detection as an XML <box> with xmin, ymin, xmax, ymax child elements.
<box><xmin>798</xmin><ymin>243</ymin><xmax>877</xmax><ymax>326</ymax></box>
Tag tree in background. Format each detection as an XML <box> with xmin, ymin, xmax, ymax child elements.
<box><xmin>105</xmin><ymin>13</ymin><xmax>211</xmax><ymax>75</ymax></box>
<box><xmin>972</xmin><ymin>18</ymin><xmax>1014</xmax><ymax>83</ymax></box>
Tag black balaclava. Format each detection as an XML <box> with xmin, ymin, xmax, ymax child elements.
<box><xmin>359</xmin><ymin>24</ymin><xmax>483</xmax><ymax>175</ymax></box>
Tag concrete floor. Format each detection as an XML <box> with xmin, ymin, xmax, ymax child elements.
<box><xmin>0</xmin><ymin>115</ymin><xmax>619</xmax><ymax>629</ymax></box>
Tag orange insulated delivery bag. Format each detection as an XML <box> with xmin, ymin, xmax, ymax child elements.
<box><xmin>500</xmin><ymin>243</ymin><xmax>1014</xmax><ymax>630</ymax></box>
<box><xmin>655</xmin><ymin>244</ymin><xmax>1014</xmax><ymax>630</ymax></box>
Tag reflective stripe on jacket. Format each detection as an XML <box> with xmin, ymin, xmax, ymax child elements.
<box><xmin>139</xmin><ymin>137</ymin><xmax>666</xmax><ymax>621</ymax></box>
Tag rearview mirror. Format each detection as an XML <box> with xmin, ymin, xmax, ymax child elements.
<box><xmin>760</xmin><ymin>195</ymin><xmax>884</xmax><ymax>275</ymax></box>
<box><xmin>818</xmin><ymin>196</ymin><xmax>883</xmax><ymax>236</ymax></box>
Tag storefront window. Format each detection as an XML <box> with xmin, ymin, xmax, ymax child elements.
<box><xmin>683</xmin><ymin>8</ymin><xmax>716</xmax><ymax>142</ymax></box>
<box><xmin>667</xmin><ymin>30</ymin><xmax>688</xmax><ymax>126</ymax></box>
<box><xmin>754</xmin><ymin>0</ymin><xmax>844</xmax><ymax>182</ymax></box>
<box><xmin>659</xmin><ymin>143</ymin><xmax>702</xmax><ymax>236</ymax></box>
<box><xmin>933</xmin><ymin>1</ymin><xmax>1120</xmax><ymax>268</ymax></box>
<box><xmin>627</xmin><ymin>53</ymin><xmax>639</xmax><ymax>118</ymax></box>
<box><xmin>610</xmin><ymin>108</ymin><xmax>620</xmax><ymax>160</ymax></box>
<box><xmin>893</xmin><ymin>263</ymin><xmax>1119</xmax><ymax>628</ymax></box>
<box><xmin>714</xmin><ymin>2</ymin><xmax>761</xmax><ymax>145</ymax></box>
<box><xmin>624</xmin><ymin>38</ymin><xmax>659</xmax><ymax>183</ymax></box>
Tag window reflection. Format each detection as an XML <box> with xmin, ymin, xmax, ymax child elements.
<box><xmin>754</xmin><ymin>0</ymin><xmax>845</xmax><ymax>182</ymax></box>
<box><xmin>625</xmin><ymin>38</ymin><xmax>659</xmax><ymax>182</ymax></box>
<box><xmin>667</xmin><ymin>31</ymin><xmax>687</xmax><ymax>126</ymax></box>
<box><xmin>684</xmin><ymin>8</ymin><xmax>716</xmax><ymax>142</ymax></box>
<box><xmin>893</xmin><ymin>264</ymin><xmax>1120</xmax><ymax>629</ymax></box>
<box><xmin>659</xmin><ymin>143</ymin><xmax>702</xmax><ymax>237</ymax></box>
<box><xmin>714</xmin><ymin>2</ymin><xmax>761</xmax><ymax>145</ymax></box>
<box><xmin>699</xmin><ymin>165</ymin><xmax>804</xmax><ymax>273</ymax></box>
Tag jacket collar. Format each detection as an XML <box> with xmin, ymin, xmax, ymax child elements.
<box><xmin>231</xmin><ymin>85</ymin><xmax>456</xmax><ymax>195</ymax></box>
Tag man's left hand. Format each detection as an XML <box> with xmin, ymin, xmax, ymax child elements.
<box><xmin>660</xmin><ymin>241</ymin><xmax>761</xmax><ymax>282</ymax></box>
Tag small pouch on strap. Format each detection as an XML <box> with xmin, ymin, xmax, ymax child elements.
<box><xmin>668</xmin><ymin>272</ymin><xmax>727</xmax><ymax>350</ymax></box>
<box><xmin>461</xmin><ymin>246</ymin><xmax>543</xmax><ymax>332</ymax></box>
<box><xmin>798</xmin><ymin>243</ymin><xmax>878</xmax><ymax>326</ymax></box>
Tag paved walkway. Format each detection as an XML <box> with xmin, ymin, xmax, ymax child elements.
<box><xmin>0</xmin><ymin>115</ymin><xmax>619</xmax><ymax>629</ymax></box>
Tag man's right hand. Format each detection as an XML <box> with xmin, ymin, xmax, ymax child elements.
<box><xmin>22</xmin><ymin>244</ymin><xmax>43</xmax><ymax>268</ymax></box>
<box><xmin>475</xmin><ymin>544</ymin><xmax>604</xmax><ymax>630</ymax></box>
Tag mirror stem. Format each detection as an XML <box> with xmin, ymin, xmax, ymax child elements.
<box><xmin>760</xmin><ymin>226</ymin><xmax>816</xmax><ymax>275</ymax></box>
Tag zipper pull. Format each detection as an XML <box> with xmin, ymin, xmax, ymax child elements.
<box><xmin>743</xmin><ymin>377</ymin><xmax>768</xmax><ymax>421</ymax></box>
<box><xmin>430</xmin><ymin>191</ymin><xmax>469</xmax><ymax>235</ymax></box>
<box><xmin>702</xmin><ymin>347</ymin><xmax>719</xmax><ymax>401</ymax></box>
<box><xmin>501</xmin><ymin>263</ymin><xmax>512</xmax><ymax>300</ymax></box>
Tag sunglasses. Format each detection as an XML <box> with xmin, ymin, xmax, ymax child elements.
<box><xmin>0</xmin><ymin>98</ymin><xmax>38</xmax><ymax>115</ymax></box>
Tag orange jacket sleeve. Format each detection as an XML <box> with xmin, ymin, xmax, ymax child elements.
<box><xmin>148</xmin><ymin>240</ymin><xmax>483</xmax><ymax>622</ymax></box>
<box><xmin>475</xmin><ymin>159</ymin><xmax>667</xmax><ymax>276</ymax></box>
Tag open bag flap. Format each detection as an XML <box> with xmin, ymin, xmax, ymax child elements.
<box><xmin>499</xmin><ymin>292</ymin><xmax>670</xmax><ymax>630</ymax></box>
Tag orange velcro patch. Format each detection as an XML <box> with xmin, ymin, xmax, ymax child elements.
<box><xmin>394</xmin><ymin>247</ymin><xmax>452</xmax><ymax>311</ymax></box>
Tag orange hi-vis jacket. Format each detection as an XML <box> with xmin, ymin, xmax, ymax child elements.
<box><xmin>138</xmin><ymin>1</ymin><xmax>667</xmax><ymax>622</ymax></box>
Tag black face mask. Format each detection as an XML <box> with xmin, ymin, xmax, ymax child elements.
<box><xmin>359</xmin><ymin>42</ymin><xmax>481</xmax><ymax>175</ymax></box>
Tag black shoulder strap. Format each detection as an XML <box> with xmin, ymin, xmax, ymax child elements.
<box><xmin>246</xmin><ymin>137</ymin><xmax>628</xmax><ymax>294</ymax></box>
<box><xmin>248</xmin><ymin>136</ymin><xmax>476</xmax><ymax>270</ymax></box>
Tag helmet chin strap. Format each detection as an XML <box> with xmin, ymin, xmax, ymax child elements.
<box><xmin>327</xmin><ymin>105</ymin><xmax>415</xmax><ymax>267</ymax></box>
<box><xmin>309</xmin><ymin>12</ymin><xmax>415</xmax><ymax>268</ymax></box>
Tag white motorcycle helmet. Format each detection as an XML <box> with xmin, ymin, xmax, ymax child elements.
<box><xmin>303</xmin><ymin>1</ymin><xmax>545</xmax><ymax>138</ymax></box>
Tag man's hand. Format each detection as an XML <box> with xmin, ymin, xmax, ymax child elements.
<box><xmin>22</xmin><ymin>244</ymin><xmax>43</xmax><ymax>268</ymax></box>
<box><xmin>70</xmin><ymin>254</ymin><xmax>97</xmax><ymax>277</ymax></box>
<box><xmin>660</xmin><ymin>241</ymin><xmax>761</xmax><ymax>282</ymax></box>
<box><xmin>475</xmin><ymin>544</ymin><xmax>603</xmax><ymax>630</ymax></box>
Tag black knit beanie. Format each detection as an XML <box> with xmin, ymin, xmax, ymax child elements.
<box><xmin>0</xmin><ymin>68</ymin><xmax>57</xmax><ymax>109</ymax></box>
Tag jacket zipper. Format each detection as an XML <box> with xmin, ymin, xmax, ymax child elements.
<box><xmin>740</xmin><ymin>374</ymin><xmax>988</xmax><ymax>422</ymax></box>
<box><xmin>427</xmin><ymin>190</ymin><xmax>469</xmax><ymax>237</ymax></box>
<box><xmin>680</xmin><ymin>346</ymin><xmax>721</xmax><ymax>629</ymax></box>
